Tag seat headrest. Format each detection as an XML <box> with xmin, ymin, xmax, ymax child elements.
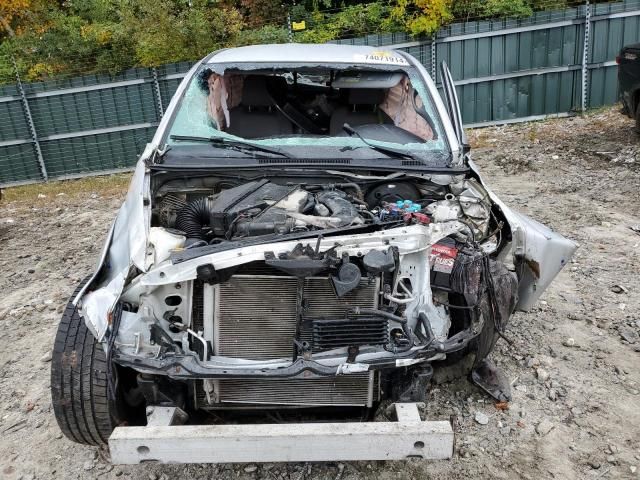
<box><xmin>348</xmin><ymin>88</ymin><xmax>386</xmax><ymax>105</ymax></box>
<box><xmin>241</xmin><ymin>76</ymin><xmax>287</xmax><ymax>107</ymax></box>
<box><xmin>241</xmin><ymin>76</ymin><xmax>272</xmax><ymax>107</ymax></box>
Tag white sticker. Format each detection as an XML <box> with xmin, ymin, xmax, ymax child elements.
<box><xmin>354</xmin><ymin>51</ymin><xmax>409</xmax><ymax>66</ymax></box>
<box><xmin>336</xmin><ymin>363</ymin><xmax>370</xmax><ymax>374</ymax></box>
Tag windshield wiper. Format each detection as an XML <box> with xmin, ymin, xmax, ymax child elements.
<box><xmin>342</xmin><ymin>123</ymin><xmax>417</xmax><ymax>161</ymax></box>
<box><xmin>169</xmin><ymin>134</ymin><xmax>292</xmax><ymax>158</ymax></box>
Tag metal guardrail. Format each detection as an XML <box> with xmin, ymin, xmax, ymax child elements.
<box><xmin>0</xmin><ymin>1</ymin><xmax>638</xmax><ymax>187</ymax></box>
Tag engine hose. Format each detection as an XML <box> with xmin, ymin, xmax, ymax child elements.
<box><xmin>175</xmin><ymin>198</ymin><xmax>210</xmax><ymax>239</ymax></box>
<box><xmin>383</xmin><ymin>323</ymin><xmax>416</xmax><ymax>353</ymax></box>
<box><xmin>384</xmin><ymin>337</ymin><xmax>414</xmax><ymax>353</ymax></box>
<box><xmin>334</xmin><ymin>182</ymin><xmax>363</xmax><ymax>199</ymax></box>
<box><xmin>417</xmin><ymin>312</ymin><xmax>436</xmax><ymax>348</ymax></box>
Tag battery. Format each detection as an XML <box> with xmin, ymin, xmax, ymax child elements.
<box><xmin>429</xmin><ymin>237</ymin><xmax>459</xmax><ymax>290</ymax></box>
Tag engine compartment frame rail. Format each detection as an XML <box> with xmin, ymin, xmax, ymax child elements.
<box><xmin>109</xmin><ymin>403</ymin><xmax>454</xmax><ymax>464</ymax></box>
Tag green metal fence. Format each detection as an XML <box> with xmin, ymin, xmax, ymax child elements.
<box><xmin>1</xmin><ymin>0</ymin><xmax>639</xmax><ymax>187</ymax></box>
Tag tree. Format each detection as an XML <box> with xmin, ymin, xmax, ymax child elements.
<box><xmin>119</xmin><ymin>0</ymin><xmax>243</xmax><ymax>66</ymax></box>
<box><xmin>389</xmin><ymin>0</ymin><xmax>453</xmax><ymax>37</ymax></box>
<box><xmin>297</xmin><ymin>3</ymin><xmax>398</xmax><ymax>43</ymax></box>
<box><xmin>239</xmin><ymin>0</ymin><xmax>286</xmax><ymax>28</ymax></box>
<box><xmin>0</xmin><ymin>0</ymin><xmax>583</xmax><ymax>85</ymax></box>
<box><xmin>0</xmin><ymin>0</ymin><xmax>31</xmax><ymax>38</ymax></box>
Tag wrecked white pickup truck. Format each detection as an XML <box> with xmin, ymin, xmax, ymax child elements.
<box><xmin>51</xmin><ymin>44</ymin><xmax>576</xmax><ymax>463</ymax></box>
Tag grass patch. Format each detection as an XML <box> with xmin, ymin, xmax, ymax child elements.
<box><xmin>1</xmin><ymin>173</ymin><xmax>132</xmax><ymax>204</ymax></box>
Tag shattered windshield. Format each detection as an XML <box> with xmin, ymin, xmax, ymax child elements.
<box><xmin>166</xmin><ymin>63</ymin><xmax>449</xmax><ymax>162</ymax></box>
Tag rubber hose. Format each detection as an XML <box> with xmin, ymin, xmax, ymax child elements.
<box><xmin>175</xmin><ymin>198</ymin><xmax>210</xmax><ymax>239</ymax></box>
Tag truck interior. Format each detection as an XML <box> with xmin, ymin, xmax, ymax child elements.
<box><xmin>197</xmin><ymin>68</ymin><xmax>438</xmax><ymax>143</ymax></box>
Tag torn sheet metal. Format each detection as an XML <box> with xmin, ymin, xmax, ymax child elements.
<box><xmin>78</xmin><ymin>158</ymin><xmax>151</xmax><ymax>340</ymax></box>
<box><xmin>467</xmin><ymin>158</ymin><xmax>578</xmax><ymax>310</ymax></box>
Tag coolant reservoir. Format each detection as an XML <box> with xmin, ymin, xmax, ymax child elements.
<box><xmin>148</xmin><ymin>227</ymin><xmax>186</xmax><ymax>266</ymax></box>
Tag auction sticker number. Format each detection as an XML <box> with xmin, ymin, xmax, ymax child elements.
<box><xmin>354</xmin><ymin>51</ymin><xmax>409</xmax><ymax>65</ymax></box>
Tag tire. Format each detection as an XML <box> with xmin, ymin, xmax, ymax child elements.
<box><xmin>635</xmin><ymin>104</ymin><xmax>640</xmax><ymax>133</ymax></box>
<box><xmin>51</xmin><ymin>279</ymin><xmax>115</xmax><ymax>445</ymax></box>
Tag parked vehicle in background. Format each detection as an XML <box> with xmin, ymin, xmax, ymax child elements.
<box><xmin>49</xmin><ymin>44</ymin><xmax>577</xmax><ymax>464</ymax></box>
<box><xmin>618</xmin><ymin>43</ymin><xmax>640</xmax><ymax>130</ymax></box>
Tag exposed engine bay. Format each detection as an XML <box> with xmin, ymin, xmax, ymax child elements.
<box><xmin>107</xmin><ymin>170</ymin><xmax>519</xmax><ymax>410</ymax></box>
<box><xmin>154</xmin><ymin>174</ymin><xmax>494</xmax><ymax>244</ymax></box>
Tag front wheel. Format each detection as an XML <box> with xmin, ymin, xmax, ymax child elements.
<box><xmin>50</xmin><ymin>280</ymin><xmax>115</xmax><ymax>445</ymax></box>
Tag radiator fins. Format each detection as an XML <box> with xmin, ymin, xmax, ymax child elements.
<box><xmin>312</xmin><ymin>318</ymin><xmax>389</xmax><ymax>350</ymax></box>
<box><xmin>196</xmin><ymin>373</ymin><xmax>379</xmax><ymax>408</ymax></box>
<box><xmin>214</xmin><ymin>275</ymin><xmax>380</xmax><ymax>360</ymax></box>
<box><xmin>216</xmin><ymin>276</ymin><xmax>298</xmax><ymax>361</ymax></box>
<box><xmin>203</xmin><ymin>273</ymin><xmax>382</xmax><ymax>407</ymax></box>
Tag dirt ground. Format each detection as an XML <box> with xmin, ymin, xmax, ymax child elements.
<box><xmin>0</xmin><ymin>107</ymin><xmax>639</xmax><ymax>480</ymax></box>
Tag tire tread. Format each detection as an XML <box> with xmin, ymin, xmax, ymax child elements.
<box><xmin>51</xmin><ymin>279</ymin><xmax>114</xmax><ymax>446</ymax></box>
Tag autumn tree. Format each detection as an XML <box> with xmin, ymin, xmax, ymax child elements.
<box><xmin>0</xmin><ymin>0</ymin><xmax>32</xmax><ymax>38</ymax></box>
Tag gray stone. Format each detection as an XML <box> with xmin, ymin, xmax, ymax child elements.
<box><xmin>83</xmin><ymin>461</ymin><xmax>94</xmax><ymax>471</ymax></box>
<box><xmin>474</xmin><ymin>411</ymin><xmax>489</xmax><ymax>425</ymax></box>
<box><xmin>244</xmin><ymin>465</ymin><xmax>258</xmax><ymax>473</ymax></box>
<box><xmin>588</xmin><ymin>460</ymin><xmax>601</xmax><ymax>470</ymax></box>
<box><xmin>563</xmin><ymin>338</ymin><xmax>576</xmax><ymax>347</ymax></box>
<box><xmin>535</xmin><ymin>419</ymin><xmax>554</xmax><ymax>436</ymax></box>
<box><xmin>619</xmin><ymin>328</ymin><xmax>639</xmax><ymax>344</ymax></box>
<box><xmin>536</xmin><ymin>368</ymin><xmax>550</xmax><ymax>382</ymax></box>
<box><xmin>40</xmin><ymin>351</ymin><xmax>52</xmax><ymax>363</ymax></box>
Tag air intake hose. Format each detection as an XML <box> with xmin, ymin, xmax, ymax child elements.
<box><xmin>175</xmin><ymin>198</ymin><xmax>210</xmax><ymax>240</ymax></box>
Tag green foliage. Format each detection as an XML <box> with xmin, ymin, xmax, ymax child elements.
<box><xmin>296</xmin><ymin>3</ymin><xmax>399</xmax><ymax>44</ymax></box>
<box><xmin>453</xmin><ymin>0</ymin><xmax>569</xmax><ymax>20</ymax></box>
<box><xmin>452</xmin><ymin>0</ymin><xmax>532</xmax><ymax>20</ymax></box>
<box><xmin>120</xmin><ymin>0</ymin><xmax>243</xmax><ymax>67</ymax></box>
<box><xmin>233</xmin><ymin>25</ymin><xmax>289</xmax><ymax>46</ymax></box>
<box><xmin>389</xmin><ymin>0</ymin><xmax>452</xmax><ymax>36</ymax></box>
<box><xmin>240</xmin><ymin>0</ymin><xmax>286</xmax><ymax>27</ymax></box>
<box><xmin>0</xmin><ymin>0</ymin><xmax>582</xmax><ymax>84</ymax></box>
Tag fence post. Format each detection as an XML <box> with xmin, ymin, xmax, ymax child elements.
<box><xmin>13</xmin><ymin>59</ymin><xmax>48</xmax><ymax>181</ymax></box>
<box><xmin>286</xmin><ymin>8</ymin><xmax>293</xmax><ymax>42</ymax></box>
<box><xmin>152</xmin><ymin>67</ymin><xmax>165</xmax><ymax>118</ymax></box>
<box><xmin>430</xmin><ymin>33</ymin><xmax>437</xmax><ymax>81</ymax></box>
<box><xmin>581</xmin><ymin>0</ymin><xmax>591</xmax><ymax>112</ymax></box>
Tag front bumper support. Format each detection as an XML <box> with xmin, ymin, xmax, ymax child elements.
<box><xmin>113</xmin><ymin>351</ymin><xmax>439</xmax><ymax>380</ymax></box>
<box><xmin>112</xmin><ymin>323</ymin><xmax>482</xmax><ymax>380</ymax></box>
<box><xmin>109</xmin><ymin>403</ymin><xmax>454</xmax><ymax>464</ymax></box>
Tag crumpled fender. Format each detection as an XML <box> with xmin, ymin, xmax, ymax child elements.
<box><xmin>76</xmin><ymin>156</ymin><xmax>151</xmax><ymax>340</ymax></box>
<box><xmin>467</xmin><ymin>159</ymin><xmax>577</xmax><ymax>311</ymax></box>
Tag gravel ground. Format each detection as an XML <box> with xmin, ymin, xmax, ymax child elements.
<box><xmin>0</xmin><ymin>107</ymin><xmax>639</xmax><ymax>480</ymax></box>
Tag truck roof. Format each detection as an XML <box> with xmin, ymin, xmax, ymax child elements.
<box><xmin>207</xmin><ymin>43</ymin><xmax>409</xmax><ymax>66</ymax></box>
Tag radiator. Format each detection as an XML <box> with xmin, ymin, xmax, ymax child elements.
<box><xmin>196</xmin><ymin>272</ymin><xmax>382</xmax><ymax>408</ymax></box>
<box><xmin>196</xmin><ymin>373</ymin><xmax>378</xmax><ymax>408</ymax></box>
<box><xmin>213</xmin><ymin>275</ymin><xmax>380</xmax><ymax>360</ymax></box>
